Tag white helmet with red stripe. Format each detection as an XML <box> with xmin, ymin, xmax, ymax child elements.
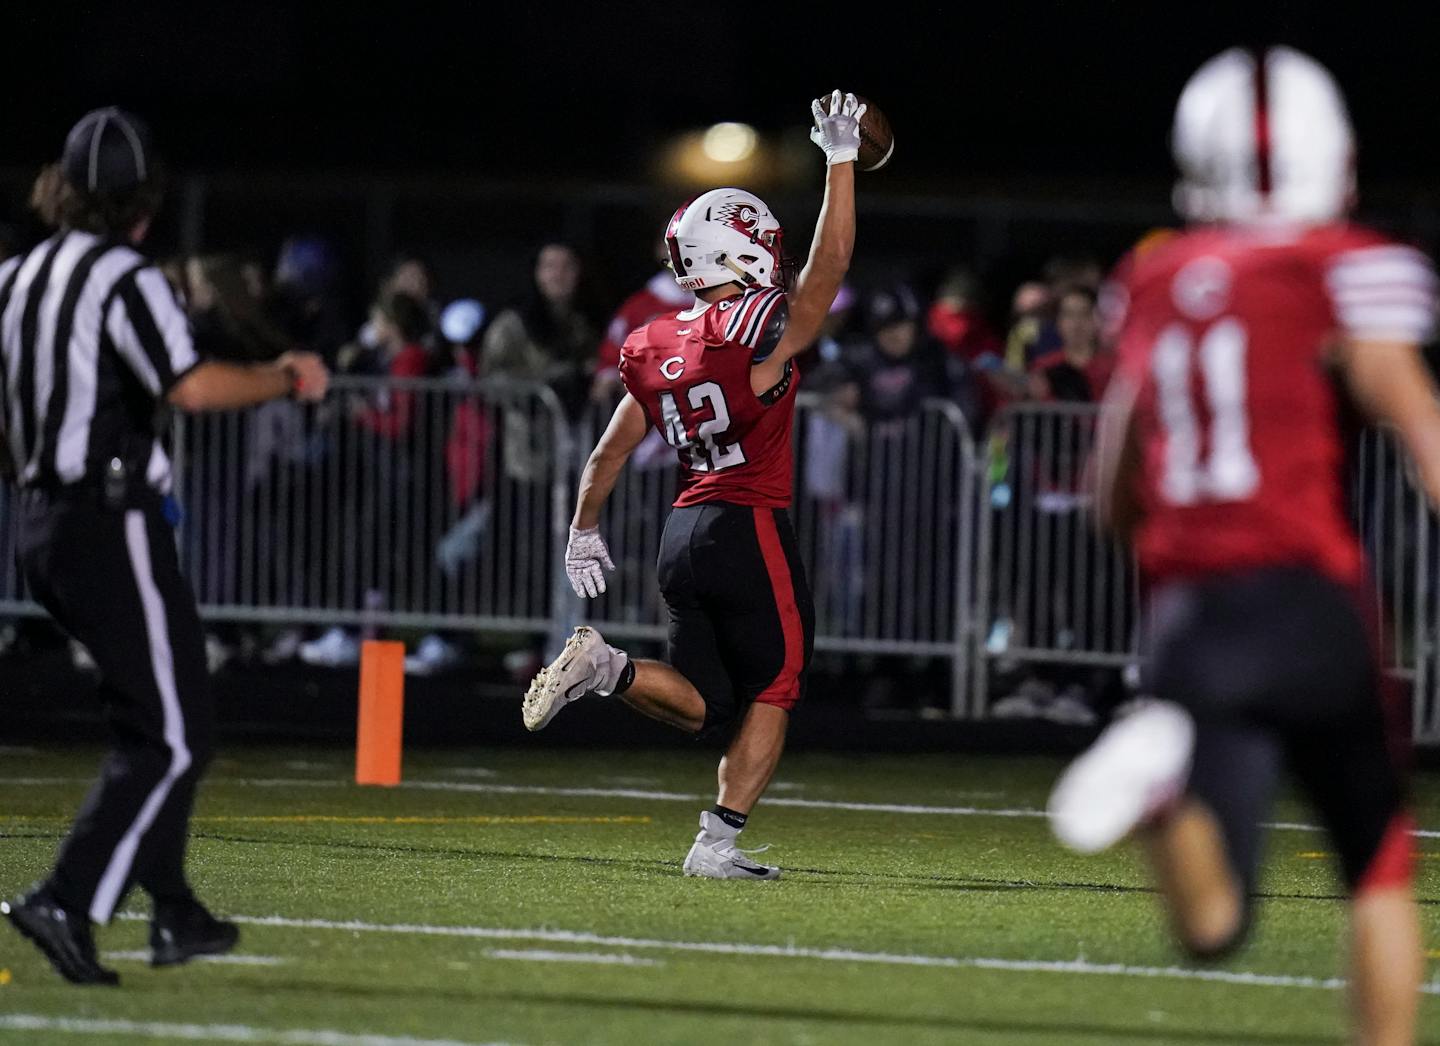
<box><xmin>1173</xmin><ymin>46</ymin><xmax>1355</xmax><ymax>225</ymax></box>
<box><xmin>664</xmin><ymin>188</ymin><xmax>788</xmax><ymax>292</ymax></box>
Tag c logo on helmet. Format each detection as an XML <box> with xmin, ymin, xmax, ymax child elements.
<box><xmin>660</xmin><ymin>356</ymin><xmax>686</xmax><ymax>381</ymax></box>
<box><xmin>716</xmin><ymin>202</ymin><xmax>763</xmax><ymax>237</ymax></box>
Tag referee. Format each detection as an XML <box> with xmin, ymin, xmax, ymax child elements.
<box><xmin>0</xmin><ymin>108</ymin><xmax>329</xmax><ymax>985</ymax></box>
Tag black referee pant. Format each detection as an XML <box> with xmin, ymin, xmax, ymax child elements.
<box><xmin>18</xmin><ymin>487</ymin><xmax>213</xmax><ymax>924</ymax></box>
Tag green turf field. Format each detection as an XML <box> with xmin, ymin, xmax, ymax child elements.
<box><xmin>1</xmin><ymin>744</ymin><xmax>1437</xmax><ymax>1045</ymax></box>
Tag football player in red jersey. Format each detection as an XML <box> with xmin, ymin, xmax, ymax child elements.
<box><xmin>1048</xmin><ymin>48</ymin><xmax>1440</xmax><ymax>1044</ymax></box>
<box><xmin>521</xmin><ymin>91</ymin><xmax>861</xmax><ymax>879</ymax></box>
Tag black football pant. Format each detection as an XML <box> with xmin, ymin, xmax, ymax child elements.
<box><xmin>18</xmin><ymin>488</ymin><xmax>214</xmax><ymax>924</ymax></box>
<box><xmin>1146</xmin><ymin>565</ymin><xmax>1409</xmax><ymax>928</ymax></box>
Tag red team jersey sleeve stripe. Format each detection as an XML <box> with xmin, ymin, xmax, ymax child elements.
<box><xmin>724</xmin><ymin>288</ymin><xmax>783</xmax><ymax>346</ymax></box>
<box><xmin>740</xmin><ymin>290</ymin><xmax>786</xmax><ymax>349</ymax></box>
<box><xmin>1326</xmin><ymin>245</ymin><xmax>1439</xmax><ymax>343</ymax></box>
<box><xmin>723</xmin><ymin>290</ymin><xmax>759</xmax><ymax>341</ymax></box>
<box><xmin>752</xmin><ymin>508</ymin><xmax>805</xmax><ymax>710</ymax></box>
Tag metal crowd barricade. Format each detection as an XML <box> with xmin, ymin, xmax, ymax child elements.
<box><xmin>5</xmin><ymin>377</ymin><xmax>1440</xmax><ymax>739</ymax></box>
<box><xmin>1353</xmin><ymin>427</ymin><xmax>1439</xmax><ymax>740</ymax></box>
<box><xmin>972</xmin><ymin>403</ymin><xmax>1137</xmax><ymax>715</ymax></box>
<box><xmin>975</xmin><ymin>403</ymin><xmax>1440</xmax><ymax>742</ymax></box>
<box><xmin>173</xmin><ymin>375</ymin><xmax>573</xmax><ymax>636</ymax></box>
<box><xmin>576</xmin><ymin>391</ymin><xmax>981</xmax><ymax>715</ymax></box>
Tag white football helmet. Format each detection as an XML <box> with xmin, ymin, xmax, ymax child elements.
<box><xmin>1173</xmin><ymin>46</ymin><xmax>1355</xmax><ymax>226</ymax></box>
<box><xmin>664</xmin><ymin>188</ymin><xmax>788</xmax><ymax>292</ymax></box>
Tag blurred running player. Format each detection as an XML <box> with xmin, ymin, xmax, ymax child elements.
<box><xmin>522</xmin><ymin>91</ymin><xmax>861</xmax><ymax>878</ymax></box>
<box><xmin>1048</xmin><ymin>47</ymin><xmax>1440</xmax><ymax>1045</ymax></box>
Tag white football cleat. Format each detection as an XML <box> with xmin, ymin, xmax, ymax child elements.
<box><xmin>522</xmin><ymin>626</ymin><xmax>623</xmax><ymax>732</ymax></box>
<box><xmin>1047</xmin><ymin>699</ymin><xmax>1195</xmax><ymax>854</ymax></box>
<box><xmin>682</xmin><ymin>812</ymin><xmax>781</xmax><ymax>880</ymax></box>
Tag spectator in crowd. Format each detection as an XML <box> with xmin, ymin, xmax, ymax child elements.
<box><xmin>405</xmin><ymin>298</ymin><xmax>493</xmax><ymax>677</ymax></box>
<box><xmin>346</xmin><ymin>252</ymin><xmax>441</xmax><ymax>373</ymax></box>
<box><xmin>840</xmin><ymin>284</ymin><xmax>977</xmax><ymax>714</ymax></box>
<box><xmin>300</xmin><ymin>292</ymin><xmax>434</xmax><ymax>668</ymax></box>
<box><xmin>483</xmin><ymin>241</ymin><xmax>599</xmax><ymax>485</ymax></box>
<box><xmin>181</xmin><ymin>254</ymin><xmax>297</xmax><ymax>669</ymax></box>
<box><xmin>483</xmin><ymin>241</ymin><xmax>599</xmax><ymax>415</ymax></box>
<box><xmin>1004</xmin><ymin>279</ymin><xmax>1058</xmax><ymax>373</ymax></box>
<box><xmin>271</xmin><ymin>234</ymin><xmax>349</xmax><ymax>365</ymax></box>
<box><xmin>259</xmin><ymin>236</ymin><xmax>348</xmax><ymax>666</ymax></box>
<box><xmin>800</xmin><ymin>286</ymin><xmax>867</xmax><ymax>637</ymax></box>
<box><xmin>186</xmin><ymin>254</ymin><xmax>291</xmax><ymax>363</ymax></box>
<box><xmin>1028</xmin><ymin>285</ymin><xmax>1115</xmax><ymax>402</ymax></box>
<box><xmin>991</xmin><ymin>284</ymin><xmax>1117</xmax><ymax>725</ymax></box>
<box><xmin>928</xmin><ymin>265</ymin><xmax>1015</xmax><ymax>431</ymax></box>
<box><xmin>844</xmin><ymin>283</ymin><xmax>975</xmax><ymax>424</ymax></box>
<box><xmin>590</xmin><ymin>241</ymin><xmax>695</xmax><ymax>404</ymax></box>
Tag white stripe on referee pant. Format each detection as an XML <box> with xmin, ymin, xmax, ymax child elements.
<box><xmin>88</xmin><ymin>509</ymin><xmax>193</xmax><ymax>923</ymax></box>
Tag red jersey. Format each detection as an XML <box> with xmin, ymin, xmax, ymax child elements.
<box><xmin>1111</xmin><ymin>223</ymin><xmax>1437</xmax><ymax>585</ymax></box>
<box><xmin>619</xmin><ymin>286</ymin><xmax>795</xmax><ymax>509</ymax></box>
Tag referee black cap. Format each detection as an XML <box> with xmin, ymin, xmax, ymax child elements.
<box><xmin>61</xmin><ymin>108</ymin><xmax>153</xmax><ymax>194</ymax></box>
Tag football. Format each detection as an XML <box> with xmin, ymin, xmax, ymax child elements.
<box><xmin>816</xmin><ymin>92</ymin><xmax>894</xmax><ymax>172</ymax></box>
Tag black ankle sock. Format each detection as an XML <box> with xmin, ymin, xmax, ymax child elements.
<box><xmin>612</xmin><ymin>660</ymin><xmax>636</xmax><ymax>696</ymax></box>
<box><xmin>711</xmin><ymin>805</ymin><xmax>748</xmax><ymax>831</ymax></box>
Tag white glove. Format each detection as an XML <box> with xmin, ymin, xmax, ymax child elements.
<box><xmin>566</xmin><ymin>525</ymin><xmax>615</xmax><ymax>599</ymax></box>
<box><xmin>810</xmin><ymin>89</ymin><xmax>865</xmax><ymax>166</ymax></box>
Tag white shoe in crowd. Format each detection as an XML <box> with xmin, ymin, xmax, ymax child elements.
<box><xmin>405</xmin><ymin>634</ymin><xmax>462</xmax><ymax>676</ymax></box>
<box><xmin>521</xmin><ymin>626</ymin><xmax>625</xmax><ymax>732</ymax></box>
<box><xmin>682</xmin><ymin>812</ymin><xmax>781</xmax><ymax>880</ymax></box>
<box><xmin>298</xmin><ymin>627</ymin><xmax>361</xmax><ymax>668</ymax></box>
<box><xmin>262</xmin><ymin>628</ymin><xmax>304</xmax><ymax>665</ymax></box>
<box><xmin>205</xmin><ymin>634</ymin><xmax>236</xmax><ymax>675</ymax></box>
<box><xmin>1047</xmin><ymin>699</ymin><xmax>1194</xmax><ymax>854</ymax></box>
<box><xmin>69</xmin><ymin>639</ymin><xmax>97</xmax><ymax>674</ymax></box>
<box><xmin>989</xmin><ymin>678</ymin><xmax>1054</xmax><ymax>719</ymax></box>
<box><xmin>1042</xmin><ymin>685</ymin><xmax>1098</xmax><ymax>726</ymax></box>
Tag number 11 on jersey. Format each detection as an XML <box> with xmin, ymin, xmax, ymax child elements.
<box><xmin>1152</xmin><ymin>318</ymin><xmax>1261</xmax><ymax>505</ymax></box>
<box><xmin>659</xmin><ymin>382</ymin><xmax>748</xmax><ymax>473</ymax></box>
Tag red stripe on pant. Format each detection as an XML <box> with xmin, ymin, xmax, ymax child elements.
<box><xmin>753</xmin><ymin>508</ymin><xmax>804</xmax><ymax>711</ymax></box>
<box><xmin>1356</xmin><ymin>811</ymin><xmax>1415</xmax><ymax>894</ymax></box>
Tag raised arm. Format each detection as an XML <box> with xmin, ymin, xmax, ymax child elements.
<box><xmin>566</xmin><ymin>393</ymin><xmax>650</xmax><ymax>598</ymax></box>
<box><xmin>750</xmin><ymin>91</ymin><xmax>859</xmax><ymax>395</ymax></box>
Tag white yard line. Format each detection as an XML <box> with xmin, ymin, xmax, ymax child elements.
<box><xmin>110</xmin><ymin>911</ymin><xmax>1440</xmax><ymax>996</ymax></box>
<box><xmin>102</xmin><ymin>950</ymin><xmax>286</xmax><ymax>966</ymax></box>
<box><xmin>0</xmin><ymin>1015</ymin><xmax>517</xmax><ymax>1046</ymax></box>
<box><xmin>483</xmin><ymin>948</ymin><xmax>661</xmax><ymax>967</ymax></box>
<box><xmin>4</xmin><ymin>776</ymin><xmax>1438</xmax><ymax>837</ymax></box>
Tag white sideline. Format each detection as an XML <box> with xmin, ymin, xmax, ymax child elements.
<box><xmin>0</xmin><ymin>1015</ymin><xmax>517</xmax><ymax>1046</ymax></box>
<box><xmin>103</xmin><ymin>950</ymin><xmax>286</xmax><ymax>966</ymax></box>
<box><xmin>484</xmin><ymin>948</ymin><xmax>661</xmax><ymax>967</ymax></box>
<box><xmin>5</xmin><ymin>775</ymin><xmax>1439</xmax><ymax>838</ymax></box>
<box><xmin>113</xmin><ymin>911</ymin><xmax>1440</xmax><ymax>995</ymax></box>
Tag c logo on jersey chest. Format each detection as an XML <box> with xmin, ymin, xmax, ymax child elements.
<box><xmin>660</xmin><ymin>356</ymin><xmax>686</xmax><ymax>381</ymax></box>
<box><xmin>1172</xmin><ymin>256</ymin><xmax>1233</xmax><ymax>321</ymax></box>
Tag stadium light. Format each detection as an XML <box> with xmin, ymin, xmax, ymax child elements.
<box><xmin>701</xmin><ymin>122</ymin><xmax>758</xmax><ymax>164</ymax></box>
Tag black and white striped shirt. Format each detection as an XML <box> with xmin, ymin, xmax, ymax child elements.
<box><xmin>0</xmin><ymin>229</ymin><xmax>198</xmax><ymax>492</ymax></box>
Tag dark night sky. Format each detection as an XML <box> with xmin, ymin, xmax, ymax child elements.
<box><xmin>7</xmin><ymin>2</ymin><xmax>1440</xmax><ymax>200</ymax></box>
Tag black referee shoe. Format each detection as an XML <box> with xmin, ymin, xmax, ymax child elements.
<box><xmin>1</xmin><ymin>885</ymin><xmax>119</xmax><ymax>986</ymax></box>
<box><xmin>150</xmin><ymin>898</ymin><xmax>239</xmax><ymax>967</ymax></box>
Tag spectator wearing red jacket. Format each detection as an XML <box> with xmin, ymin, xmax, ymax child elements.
<box><xmin>590</xmin><ymin>264</ymin><xmax>695</xmax><ymax>402</ymax></box>
<box><xmin>927</xmin><ymin>266</ymin><xmax>1011</xmax><ymax>428</ymax></box>
<box><xmin>353</xmin><ymin>292</ymin><xmax>432</xmax><ymax>438</ymax></box>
